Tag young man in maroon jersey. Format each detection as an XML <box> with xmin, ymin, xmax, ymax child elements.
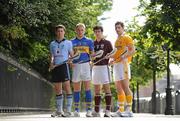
<box><xmin>91</xmin><ymin>25</ymin><xmax>113</xmax><ymax>117</ymax></box>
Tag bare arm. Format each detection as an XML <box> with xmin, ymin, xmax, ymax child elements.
<box><xmin>121</xmin><ymin>44</ymin><xmax>136</xmax><ymax>59</ymax></box>
<box><xmin>48</xmin><ymin>53</ymin><xmax>54</xmax><ymax>71</ymax></box>
<box><xmin>90</xmin><ymin>50</ymin><xmax>95</xmax><ymax>60</ymax></box>
<box><xmin>110</xmin><ymin>44</ymin><xmax>135</xmax><ymax>64</ymax></box>
<box><xmin>68</xmin><ymin>50</ymin><xmax>74</xmax><ymax>68</ymax></box>
<box><xmin>49</xmin><ymin>53</ymin><xmax>54</xmax><ymax>64</ymax></box>
<box><xmin>69</xmin><ymin>50</ymin><xmax>74</xmax><ymax>58</ymax></box>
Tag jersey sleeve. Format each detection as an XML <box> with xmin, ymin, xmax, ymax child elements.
<box><xmin>125</xmin><ymin>35</ymin><xmax>134</xmax><ymax>46</ymax></box>
<box><xmin>68</xmin><ymin>40</ymin><xmax>73</xmax><ymax>53</ymax></box>
<box><xmin>89</xmin><ymin>39</ymin><xmax>94</xmax><ymax>51</ymax></box>
<box><xmin>107</xmin><ymin>41</ymin><xmax>113</xmax><ymax>53</ymax></box>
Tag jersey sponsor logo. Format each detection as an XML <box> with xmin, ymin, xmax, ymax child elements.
<box><xmin>74</xmin><ymin>46</ymin><xmax>89</xmax><ymax>54</ymax></box>
<box><xmin>100</xmin><ymin>44</ymin><xmax>104</xmax><ymax>49</ymax></box>
<box><xmin>95</xmin><ymin>44</ymin><xmax>105</xmax><ymax>50</ymax></box>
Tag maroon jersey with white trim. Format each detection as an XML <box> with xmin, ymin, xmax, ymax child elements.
<box><xmin>94</xmin><ymin>39</ymin><xmax>113</xmax><ymax>65</ymax></box>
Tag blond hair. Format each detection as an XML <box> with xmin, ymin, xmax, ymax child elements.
<box><xmin>76</xmin><ymin>23</ymin><xmax>86</xmax><ymax>29</ymax></box>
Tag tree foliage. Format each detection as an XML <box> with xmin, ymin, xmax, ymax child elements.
<box><xmin>126</xmin><ymin>0</ymin><xmax>180</xmax><ymax>89</ymax></box>
<box><xmin>0</xmin><ymin>0</ymin><xmax>112</xmax><ymax>78</ymax></box>
<box><xmin>138</xmin><ymin>0</ymin><xmax>180</xmax><ymax>53</ymax></box>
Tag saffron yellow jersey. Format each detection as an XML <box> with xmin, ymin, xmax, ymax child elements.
<box><xmin>113</xmin><ymin>33</ymin><xmax>134</xmax><ymax>63</ymax></box>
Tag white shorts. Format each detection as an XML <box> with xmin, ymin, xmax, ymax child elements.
<box><xmin>113</xmin><ymin>61</ymin><xmax>131</xmax><ymax>81</ymax></box>
<box><xmin>72</xmin><ymin>62</ymin><xmax>91</xmax><ymax>82</ymax></box>
<box><xmin>92</xmin><ymin>65</ymin><xmax>111</xmax><ymax>85</ymax></box>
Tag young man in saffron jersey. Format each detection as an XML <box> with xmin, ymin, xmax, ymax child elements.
<box><xmin>111</xmin><ymin>21</ymin><xmax>135</xmax><ymax>117</ymax></box>
<box><xmin>49</xmin><ymin>25</ymin><xmax>73</xmax><ymax>117</ymax></box>
<box><xmin>91</xmin><ymin>25</ymin><xmax>113</xmax><ymax>117</ymax></box>
<box><xmin>71</xmin><ymin>23</ymin><xmax>94</xmax><ymax>117</ymax></box>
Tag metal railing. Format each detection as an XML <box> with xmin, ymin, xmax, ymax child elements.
<box><xmin>0</xmin><ymin>52</ymin><xmax>54</xmax><ymax>113</ymax></box>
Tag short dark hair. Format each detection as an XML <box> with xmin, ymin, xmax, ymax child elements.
<box><xmin>55</xmin><ymin>24</ymin><xmax>66</xmax><ymax>31</ymax></box>
<box><xmin>115</xmin><ymin>21</ymin><xmax>124</xmax><ymax>29</ymax></box>
<box><xmin>93</xmin><ymin>25</ymin><xmax>103</xmax><ymax>32</ymax></box>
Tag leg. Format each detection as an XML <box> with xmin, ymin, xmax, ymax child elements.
<box><xmin>121</xmin><ymin>63</ymin><xmax>133</xmax><ymax>114</ymax></box>
<box><xmin>122</xmin><ymin>79</ymin><xmax>133</xmax><ymax>112</ymax></box>
<box><xmin>72</xmin><ymin>63</ymin><xmax>81</xmax><ymax>117</ymax></box>
<box><xmin>84</xmin><ymin>81</ymin><xmax>92</xmax><ymax>111</ymax></box>
<box><xmin>73</xmin><ymin>82</ymin><xmax>81</xmax><ymax>113</ymax></box>
<box><xmin>81</xmin><ymin>63</ymin><xmax>92</xmax><ymax>117</ymax></box>
<box><xmin>118</xmin><ymin>63</ymin><xmax>133</xmax><ymax>117</ymax></box>
<box><xmin>94</xmin><ymin>85</ymin><xmax>101</xmax><ymax>113</ymax></box>
<box><xmin>103</xmin><ymin>83</ymin><xmax>112</xmax><ymax>111</ymax></box>
<box><xmin>54</xmin><ymin>82</ymin><xmax>62</xmax><ymax>95</ymax></box>
<box><xmin>121</xmin><ymin>79</ymin><xmax>132</xmax><ymax>96</ymax></box>
<box><xmin>63</xmin><ymin>80</ymin><xmax>72</xmax><ymax>94</ymax></box>
<box><xmin>53</xmin><ymin>83</ymin><xmax>64</xmax><ymax>115</ymax></box>
<box><xmin>115</xmin><ymin>81</ymin><xmax>125</xmax><ymax>113</ymax></box>
<box><xmin>63</xmin><ymin>81</ymin><xmax>73</xmax><ymax>114</ymax></box>
<box><xmin>51</xmin><ymin>64</ymin><xmax>69</xmax><ymax>117</ymax></box>
<box><xmin>103</xmin><ymin>83</ymin><xmax>112</xmax><ymax>117</ymax></box>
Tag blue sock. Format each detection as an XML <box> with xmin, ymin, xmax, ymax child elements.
<box><xmin>56</xmin><ymin>94</ymin><xmax>63</xmax><ymax>112</ymax></box>
<box><xmin>66</xmin><ymin>94</ymin><xmax>73</xmax><ymax>112</ymax></box>
<box><xmin>85</xmin><ymin>90</ymin><xmax>92</xmax><ymax>111</ymax></box>
<box><xmin>73</xmin><ymin>91</ymin><xmax>80</xmax><ymax>112</ymax></box>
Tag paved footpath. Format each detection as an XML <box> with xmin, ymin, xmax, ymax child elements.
<box><xmin>0</xmin><ymin>112</ymin><xmax>180</xmax><ymax>121</ymax></box>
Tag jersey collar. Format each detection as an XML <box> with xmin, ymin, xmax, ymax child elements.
<box><xmin>55</xmin><ymin>38</ymin><xmax>65</xmax><ymax>43</ymax></box>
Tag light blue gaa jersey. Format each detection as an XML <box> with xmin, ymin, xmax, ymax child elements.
<box><xmin>50</xmin><ymin>39</ymin><xmax>73</xmax><ymax>65</ymax></box>
<box><xmin>71</xmin><ymin>36</ymin><xmax>94</xmax><ymax>63</ymax></box>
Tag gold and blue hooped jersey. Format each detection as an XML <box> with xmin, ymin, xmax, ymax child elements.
<box><xmin>50</xmin><ymin>39</ymin><xmax>73</xmax><ymax>65</ymax></box>
<box><xmin>71</xmin><ymin>36</ymin><xmax>94</xmax><ymax>63</ymax></box>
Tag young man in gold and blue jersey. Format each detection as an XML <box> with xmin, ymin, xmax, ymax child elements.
<box><xmin>71</xmin><ymin>23</ymin><xmax>94</xmax><ymax>117</ymax></box>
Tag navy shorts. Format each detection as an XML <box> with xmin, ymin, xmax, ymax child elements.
<box><xmin>50</xmin><ymin>63</ymin><xmax>70</xmax><ymax>83</ymax></box>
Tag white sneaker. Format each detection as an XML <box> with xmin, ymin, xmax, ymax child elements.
<box><xmin>51</xmin><ymin>111</ymin><xmax>65</xmax><ymax>117</ymax></box>
<box><xmin>86</xmin><ymin>110</ymin><xmax>92</xmax><ymax>117</ymax></box>
<box><xmin>111</xmin><ymin>111</ymin><xmax>122</xmax><ymax>117</ymax></box>
<box><xmin>104</xmin><ymin>110</ymin><xmax>111</xmax><ymax>117</ymax></box>
<box><xmin>92</xmin><ymin>111</ymin><xmax>100</xmax><ymax>117</ymax></box>
<box><xmin>120</xmin><ymin>111</ymin><xmax>133</xmax><ymax>117</ymax></box>
<box><xmin>73</xmin><ymin>111</ymin><xmax>80</xmax><ymax>117</ymax></box>
<box><xmin>65</xmin><ymin>112</ymin><xmax>73</xmax><ymax>117</ymax></box>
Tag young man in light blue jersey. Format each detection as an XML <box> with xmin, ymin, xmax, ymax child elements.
<box><xmin>71</xmin><ymin>23</ymin><xmax>94</xmax><ymax>117</ymax></box>
<box><xmin>49</xmin><ymin>25</ymin><xmax>74</xmax><ymax>117</ymax></box>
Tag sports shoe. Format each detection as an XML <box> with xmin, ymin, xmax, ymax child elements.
<box><xmin>111</xmin><ymin>111</ymin><xmax>122</xmax><ymax>117</ymax></box>
<box><xmin>65</xmin><ymin>112</ymin><xmax>73</xmax><ymax>117</ymax></box>
<box><xmin>73</xmin><ymin>111</ymin><xmax>80</xmax><ymax>117</ymax></box>
<box><xmin>51</xmin><ymin>111</ymin><xmax>65</xmax><ymax>117</ymax></box>
<box><xmin>104</xmin><ymin>110</ymin><xmax>111</xmax><ymax>117</ymax></box>
<box><xmin>92</xmin><ymin>111</ymin><xmax>100</xmax><ymax>117</ymax></box>
<box><xmin>86</xmin><ymin>110</ymin><xmax>92</xmax><ymax>117</ymax></box>
<box><xmin>120</xmin><ymin>111</ymin><xmax>133</xmax><ymax>117</ymax></box>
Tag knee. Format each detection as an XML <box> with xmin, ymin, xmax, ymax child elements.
<box><xmin>64</xmin><ymin>84</ymin><xmax>71</xmax><ymax>92</ymax></box>
<box><xmin>65</xmin><ymin>87</ymin><xmax>72</xmax><ymax>94</ymax></box>
<box><xmin>95</xmin><ymin>88</ymin><xmax>100</xmax><ymax>94</ymax></box>
<box><xmin>54</xmin><ymin>87</ymin><xmax>62</xmax><ymax>94</ymax></box>
<box><xmin>116</xmin><ymin>85</ymin><xmax>123</xmax><ymax>92</ymax></box>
